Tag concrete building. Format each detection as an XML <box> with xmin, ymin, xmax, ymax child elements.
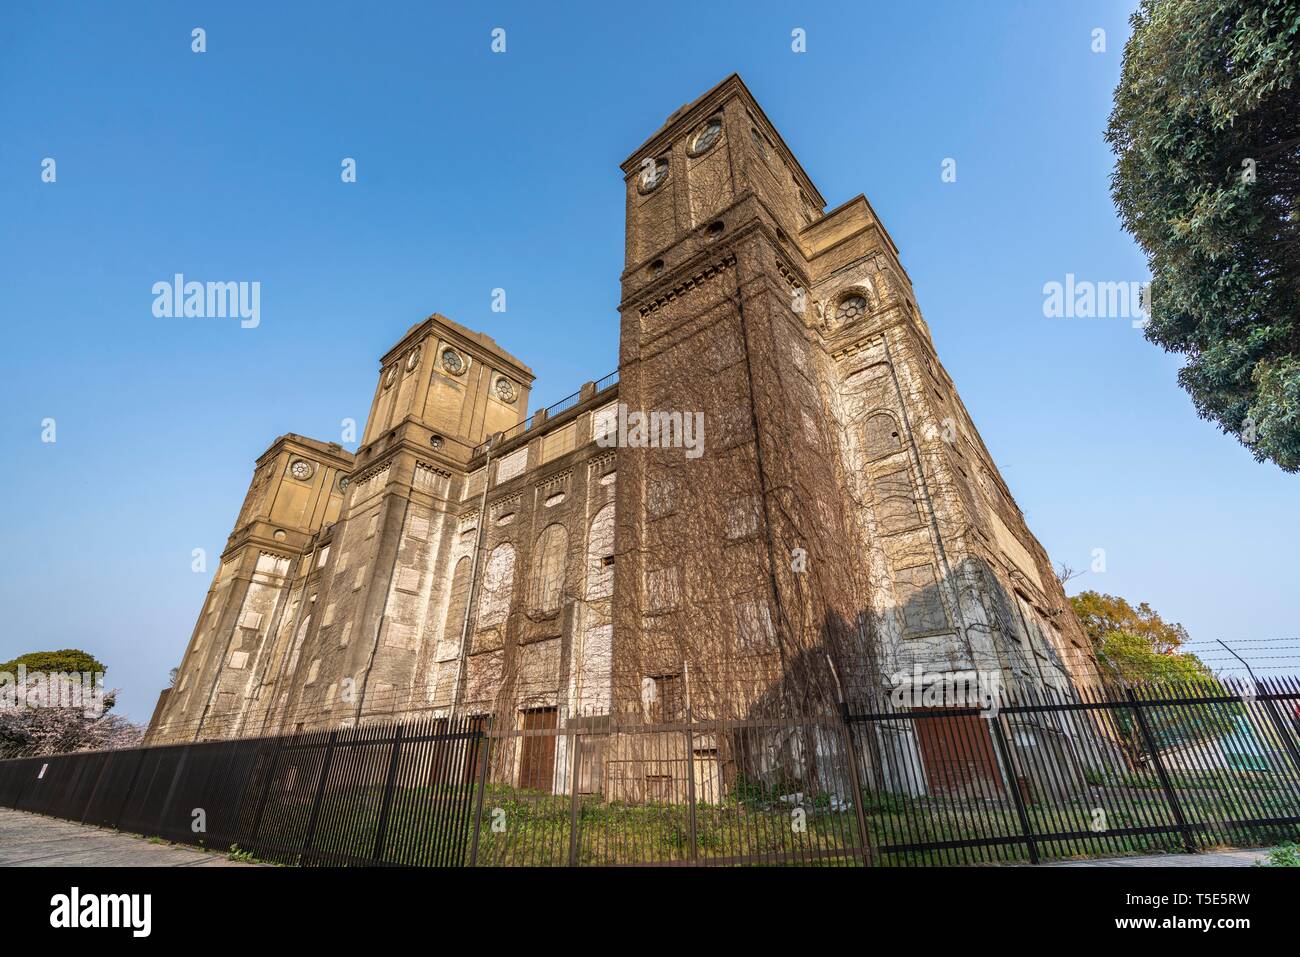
<box><xmin>147</xmin><ymin>75</ymin><xmax>1097</xmax><ymax>759</ymax></box>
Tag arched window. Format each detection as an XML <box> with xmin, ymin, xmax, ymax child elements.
<box><xmin>586</xmin><ymin>503</ymin><xmax>615</xmax><ymax>600</ymax></box>
<box><xmin>864</xmin><ymin>412</ymin><xmax>902</xmax><ymax>459</ymax></box>
<box><xmin>478</xmin><ymin>544</ymin><xmax>515</xmax><ymax>628</ymax></box>
<box><xmin>873</xmin><ymin>468</ymin><xmax>921</xmax><ymax>534</ymax></box>
<box><xmin>529</xmin><ymin>524</ymin><xmax>569</xmax><ymax>616</ymax></box>
<box><xmin>442</xmin><ymin>557</ymin><xmax>472</xmax><ymax>646</ymax></box>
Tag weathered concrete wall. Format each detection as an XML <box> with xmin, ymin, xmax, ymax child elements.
<box><xmin>148</xmin><ymin>76</ymin><xmax>1098</xmax><ymax>775</ymax></box>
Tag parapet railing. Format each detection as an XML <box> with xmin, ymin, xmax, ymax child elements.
<box><xmin>470</xmin><ymin>369</ymin><xmax>619</xmax><ymax>458</ymax></box>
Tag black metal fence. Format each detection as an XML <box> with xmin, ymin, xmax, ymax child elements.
<box><xmin>2</xmin><ymin>680</ymin><xmax>1298</xmax><ymax>866</ymax></box>
<box><xmin>0</xmin><ymin>717</ymin><xmax>484</xmax><ymax>866</ymax></box>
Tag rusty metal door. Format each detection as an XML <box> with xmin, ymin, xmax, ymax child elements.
<box><xmin>518</xmin><ymin>708</ymin><xmax>557</xmax><ymax>792</ymax></box>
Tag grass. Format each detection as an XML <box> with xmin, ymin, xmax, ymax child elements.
<box><xmin>226</xmin><ymin>770</ymin><xmax>1300</xmax><ymax>868</ymax></box>
<box><xmin>1259</xmin><ymin>842</ymin><xmax>1300</xmax><ymax>867</ymax></box>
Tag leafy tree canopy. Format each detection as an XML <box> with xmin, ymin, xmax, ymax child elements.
<box><xmin>0</xmin><ymin>649</ymin><xmax>140</xmax><ymax>756</ymax></box>
<box><xmin>1071</xmin><ymin>591</ymin><xmax>1210</xmax><ymax>684</ymax></box>
<box><xmin>1107</xmin><ymin>0</ymin><xmax>1300</xmax><ymax>471</ymax></box>
<box><xmin>0</xmin><ymin>648</ymin><xmax>106</xmax><ymax>676</ymax></box>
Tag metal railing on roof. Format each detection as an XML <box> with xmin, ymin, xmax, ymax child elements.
<box><xmin>471</xmin><ymin>370</ymin><xmax>618</xmax><ymax>458</ymax></box>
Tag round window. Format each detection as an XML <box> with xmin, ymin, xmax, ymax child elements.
<box><xmin>689</xmin><ymin>118</ymin><xmax>723</xmax><ymax>156</ymax></box>
<box><xmin>638</xmin><ymin>157</ymin><xmax>669</xmax><ymax>193</ymax></box>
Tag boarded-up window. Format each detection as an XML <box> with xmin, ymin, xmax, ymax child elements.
<box><xmin>541</xmin><ymin>423</ymin><xmax>576</xmax><ymax>463</ymax></box>
<box><xmin>873</xmin><ymin>468</ymin><xmax>921</xmax><ymax>534</ymax></box>
<box><xmin>495</xmin><ymin>448</ymin><xmax>528</xmax><ymax>485</ymax></box>
<box><xmin>987</xmin><ymin>579</ymin><xmax>1022</xmax><ymax>643</ymax></box>
<box><xmin>735</xmin><ymin>600</ymin><xmax>776</xmax><ymax>649</ymax></box>
<box><xmin>864</xmin><ymin>412</ymin><xmax>902</xmax><ymax>459</ymax></box>
<box><xmin>586</xmin><ymin>503</ymin><xmax>615</xmax><ymax>599</ymax></box>
<box><xmin>643</xmin><ymin>674</ymin><xmax>685</xmax><ymax>722</ymax></box>
<box><xmin>442</xmin><ymin>557</ymin><xmax>472</xmax><ymax>648</ymax></box>
<box><xmin>405</xmin><ymin>514</ymin><xmax>430</xmax><ymax>541</ymax></box>
<box><xmin>896</xmin><ymin>563</ymin><xmax>948</xmax><ymax>635</ymax></box>
<box><xmin>463</xmin><ymin>468</ymin><xmax>486</xmax><ymax>501</ymax></box>
<box><xmin>255</xmin><ymin>553</ymin><xmax>289</xmax><ymax>576</ymax></box>
<box><xmin>530</xmin><ymin>524</ymin><xmax>568</xmax><ymax>615</ymax></box>
<box><xmin>646</xmin><ymin>566</ymin><xmax>680</xmax><ymax>614</ymax></box>
<box><xmin>478</xmin><ymin>544</ymin><xmax>516</xmax><ymax>627</ymax></box>
<box><xmin>592</xmin><ymin>402</ymin><xmax>619</xmax><ymax>445</ymax></box>
<box><xmin>724</xmin><ymin>496</ymin><xmax>761</xmax><ymax>540</ymax></box>
<box><xmin>647</xmin><ymin>471</ymin><xmax>676</xmax><ymax>518</ymax></box>
<box><xmin>384</xmin><ymin>621</ymin><xmax>416</xmax><ymax>649</ymax></box>
<box><xmin>802</xmin><ymin>409</ymin><xmax>821</xmax><ymax>448</ymax></box>
<box><xmin>1016</xmin><ymin>593</ymin><xmax>1049</xmax><ymax>660</ymax></box>
<box><xmin>577</xmin><ymin>623</ymin><xmax>612</xmax><ymax>714</ymax></box>
<box><xmin>715</xmin><ymin>405</ymin><xmax>753</xmax><ymax>447</ymax></box>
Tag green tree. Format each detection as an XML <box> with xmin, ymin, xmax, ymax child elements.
<box><xmin>1106</xmin><ymin>0</ymin><xmax>1300</xmax><ymax>471</ymax></box>
<box><xmin>1070</xmin><ymin>591</ymin><xmax>1210</xmax><ymax>684</ymax></box>
<box><xmin>1071</xmin><ymin>593</ymin><xmax>1234</xmax><ymax>757</ymax></box>
<box><xmin>0</xmin><ymin>648</ymin><xmax>106</xmax><ymax>676</ymax></box>
<box><xmin>0</xmin><ymin>648</ymin><xmax>140</xmax><ymax>756</ymax></box>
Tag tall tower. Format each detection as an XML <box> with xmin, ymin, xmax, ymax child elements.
<box><xmin>612</xmin><ymin>75</ymin><xmax>1094</xmax><ymax>718</ymax></box>
<box><xmin>263</xmin><ymin>315</ymin><xmax>534</xmax><ymax>733</ymax></box>
<box><xmin>148</xmin><ymin>434</ymin><xmax>353</xmax><ymax>741</ymax></box>
<box><xmin>612</xmin><ymin>75</ymin><xmax>872</xmax><ymax>720</ymax></box>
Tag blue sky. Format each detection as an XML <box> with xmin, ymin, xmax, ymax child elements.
<box><xmin>1</xmin><ymin>1</ymin><xmax>1295</xmax><ymax>722</ymax></box>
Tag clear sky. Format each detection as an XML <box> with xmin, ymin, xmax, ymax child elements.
<box><xmin>1</xmin><ymin>1</ymin><xmax>1295</xmax><ymax>722</ymax></box>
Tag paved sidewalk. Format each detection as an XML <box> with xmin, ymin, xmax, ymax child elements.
<box><xmin>0</xmin><ymin>808</ymin><xmax>256</xmax><ymax>867</ymax></box>
<box><xmin>1043</xmin><ymin>848</ymin><xmax>1270</xmax><ymax>867</ymax></box>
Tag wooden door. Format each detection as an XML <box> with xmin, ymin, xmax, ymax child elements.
<box><xmin>518</xmin><ymin>708</ymin><xmax>558</xmax><ymax>792</ymax></box>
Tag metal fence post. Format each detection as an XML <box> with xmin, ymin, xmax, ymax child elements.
<box><xmin>468</xmin><ymin>725</ymin><xmax>491</xmax><ymax>867</ymax></box>
<box><xmin>112</xmin><ymin>748</ymin><xmax>148</xmax><ymax>830</ymax></box>
<box><xmin>1254</xmin><ymin>680</ymin><xmax>1300</xmax><ymax>775</ymax></box>
<box><xmin>371</xmin><ymin>724</ymin><xmax>404</xmax><ymax>863</ymax></box>
<box><xmin>838</xmin><ymin>703</ymin><xmax>875</xmax><ymax>867</ymax></box>
<box><xmin>567</xmin><ymin>730</ymin><xmax>582</xmax><ymax>866</ymax></box>
<box><xmin>155</xmin><ymin>745</ymin><xmax>190</xmax><ymax>840</ymax></box>
<box><xmin>247</xmin><ymin>734</ymin><xmax>285</xmax><ymax>845</ymax></box>
<box><xmin>989</xmin><ymin>715</ymin><xmax>1039</xmax><ymax>865</ymax></box>
<box><xmin>301</xmin><ymin>731</ymin><xmax>338</xmax><ymax>863</ymax></box>
<box><xmin>684</xmin><ymin>706</ymin><xmax>699</xmax><ymax>864</ymax></box>
<box><xmin>1126</xmin><ymin>688</ymin><xmax>1197</xmax><ymax>854</ymax></box>
<box><xmin>80</xmin><ymin>752</ymin><xmax>113</xmax><ymax>824</ymax></box>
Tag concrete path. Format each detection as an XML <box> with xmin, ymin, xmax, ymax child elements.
<box><xmin>0</xmin><ymin>808</ymin><xmax>256</xmax><ymax>867</ymax></box>
<box><xmin>1043</xmin><ymin>848</ymin><xmax>1270</xmax><ymax>867</ymax></box>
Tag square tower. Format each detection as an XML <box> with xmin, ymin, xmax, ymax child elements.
<box><xmin>612</xmin><ymin>75</ymin><xmax>872</xmax><ymax>721</ymax></box>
